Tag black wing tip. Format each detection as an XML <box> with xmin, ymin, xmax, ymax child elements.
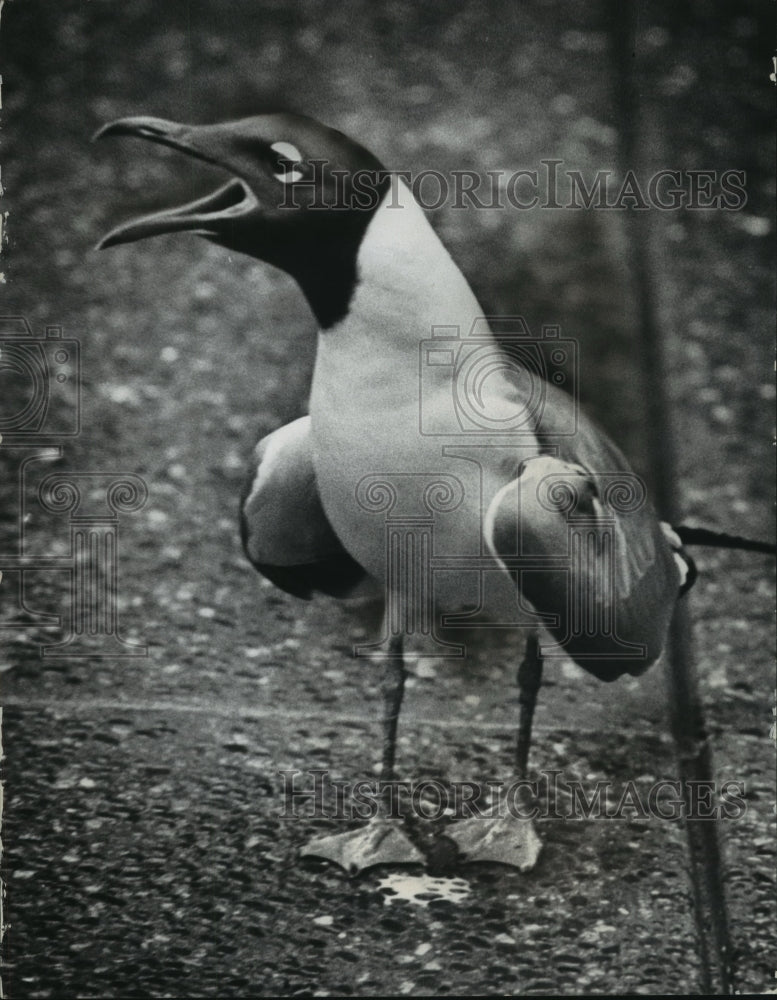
<box><xmin>674</xmin><ymin>524</ymin><xmax>776</xmax><ymax>556</ymax></box>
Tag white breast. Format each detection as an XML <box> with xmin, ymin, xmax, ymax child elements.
<box><xmin>308</xmin><ymin>181</ymin><xmax>539</xmax><ymax>616</ymax></box>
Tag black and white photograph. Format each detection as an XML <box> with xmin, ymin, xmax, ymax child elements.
<box><xmin>1</xmin><ymin>0</ymin><xmax>775</xmax><ymax>995</ymax></box>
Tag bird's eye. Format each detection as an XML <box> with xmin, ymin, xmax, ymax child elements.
<box><xmin>270</xmin><ymin>141</ymin><xmax>304</xmax><ymax>183</ymax></box>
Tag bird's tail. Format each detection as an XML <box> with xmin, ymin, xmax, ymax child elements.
<box><xmin>673</xmin><ymin>525</ymin><xmax>776</xmax><ymax>556</ymax></box>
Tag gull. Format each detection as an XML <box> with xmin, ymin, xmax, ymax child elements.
<box><xmin>96</xmin><ymin>112</ymin><xmax>774</xmax><ymax>873</ymax></box>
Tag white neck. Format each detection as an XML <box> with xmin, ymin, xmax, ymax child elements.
<box><xmin>310</xmin><ymin>181</ymin><xmax>492</xmax><ymax>409</ymax></box>
<box><xmin>328</xmin><ymin>181</ymin><xmax>485</xmax><ymax>343</ymax></box>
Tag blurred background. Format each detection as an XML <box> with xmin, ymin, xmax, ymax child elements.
<box><xmin>1</xmin><ymin>1</ymin><xmax>774</xmax><ymax>995</ymax></box>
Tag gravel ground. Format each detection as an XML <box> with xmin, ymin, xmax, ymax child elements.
<box><xmin>1</xmin><ymin>1</ymin><xmax>774</xmax><ymax>996</ymax></box>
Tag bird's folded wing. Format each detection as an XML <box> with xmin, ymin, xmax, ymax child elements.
<box><xmin>485</xmin><ymin>428</ymin><xmax>682</xmax><ymax>680</ymax></box>
<box><xmin>240</xmin><ymin>416</ymin><xmax>372</xmax><ymax>599</ymax></box>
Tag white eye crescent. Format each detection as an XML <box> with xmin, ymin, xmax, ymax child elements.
<box><xmin>270</xmin><ymin>141</ymin><xmax>304</xmax><ymax>183</ymax></box>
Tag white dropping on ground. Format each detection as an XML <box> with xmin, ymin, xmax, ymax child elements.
<box><xmin>376</xmin><ymin>873</ymin><xmax>471</xmax><ymax>907</ymax></box>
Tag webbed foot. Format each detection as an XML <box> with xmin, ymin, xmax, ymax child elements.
<box><xmin>301</xmin><ymin>817</ymin><xmax>424</xmax><ymax>875</ymax></box>
<box><xmin>446</xmin><ymin>815</ymin><xmax>542</xmax><ymax>870</ymax></box>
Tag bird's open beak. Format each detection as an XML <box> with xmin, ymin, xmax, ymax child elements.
<box><xmin>94</xmin><ymin>116</ymin><xmax>259</xmax><ymax>249</ymax></box>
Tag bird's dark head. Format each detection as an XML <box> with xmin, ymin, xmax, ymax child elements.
<box><xmin>95</xmin><ymin>112</ymin><xmax>391</xmax><ymax>327</ymax></box>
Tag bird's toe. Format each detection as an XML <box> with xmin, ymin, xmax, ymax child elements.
<box><xmin>446</xmin><ymin>815</ymin><xmax>542</xmax><ymax>871</ymax></box>
<box><xmin>301</xmin><ymin>817</ymin><xmax>424</xmax><ymax>875</ymax></box>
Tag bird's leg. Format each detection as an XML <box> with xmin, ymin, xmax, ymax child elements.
<box><xmin>379</xmin><ymin>633</ymin><xmax>406</xmax><ymax>786</ymax></box>
<box><xmin>516</xmin><ymin>631</ymin><xmax>543</xmax><ymax>779</ymax></box>
<box><xmin>301</xmin><ymin>630</ymin><xmax>422</xmax><ymax>873</ymax></box>
<box><xmin>442</xmin><ymin>629</ymin><xmax>544</xmax><ymax>870</ymax></box>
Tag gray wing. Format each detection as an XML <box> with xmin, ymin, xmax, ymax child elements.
<box><xmin>487</xmin><ymin>377</ymin><xmax>685</xmax><ymax>680</ymax></box>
